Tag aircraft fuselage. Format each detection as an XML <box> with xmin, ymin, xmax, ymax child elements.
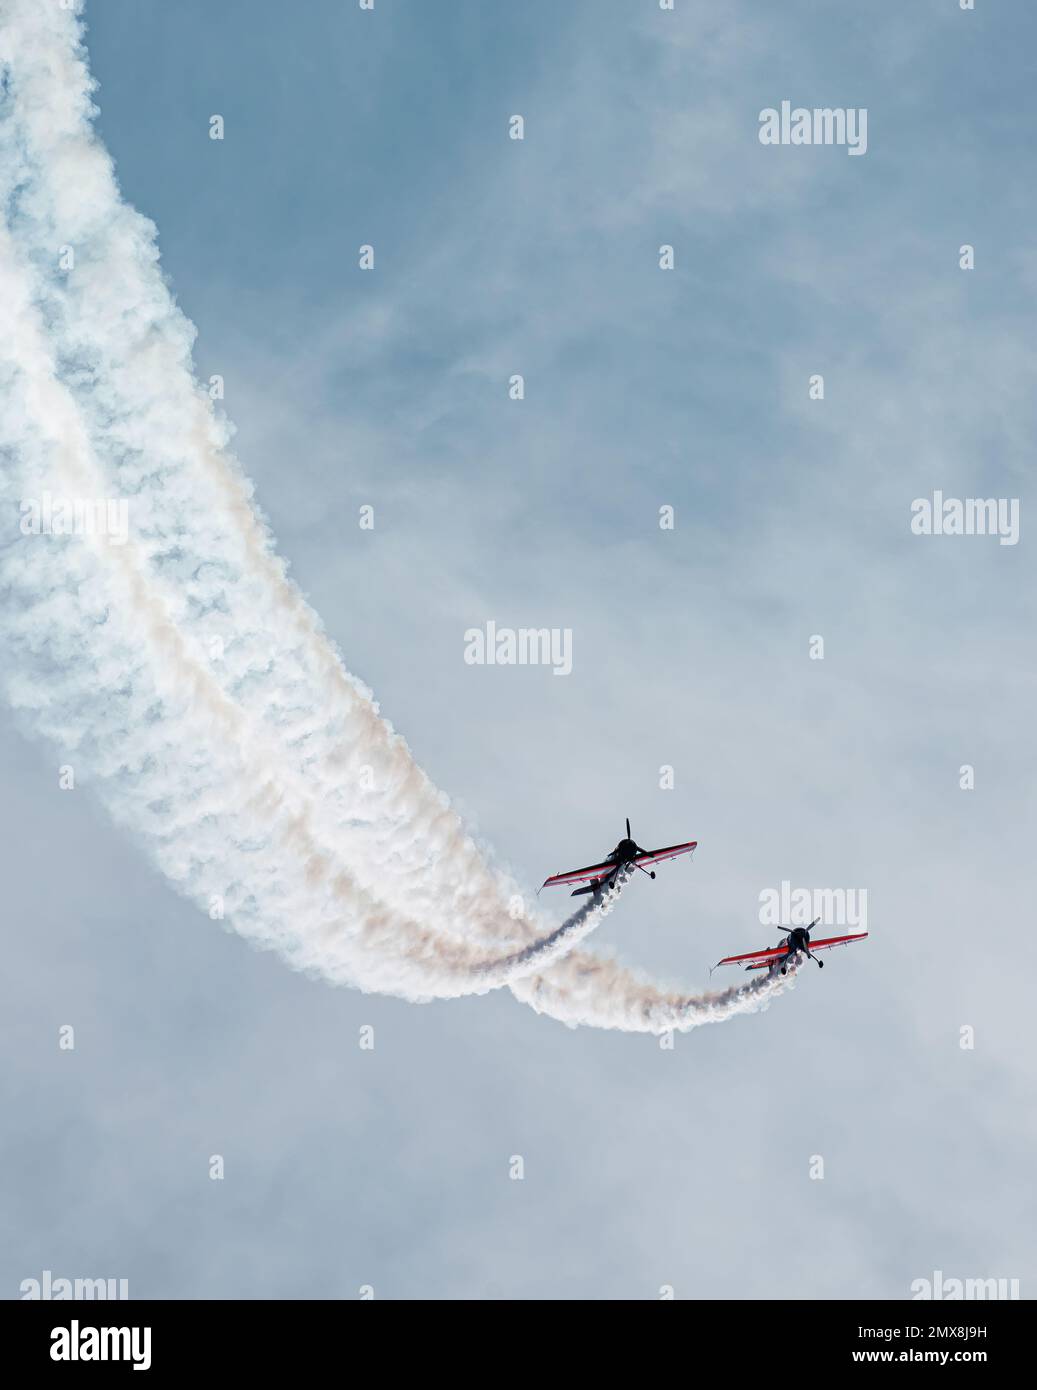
<box><xmin>609</xmin><ymin>837</ymin><xmax>640</xmax><ymax>865</ymax></box>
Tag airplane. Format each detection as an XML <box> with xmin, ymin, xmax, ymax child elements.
<box><xmin>713</xmin><ymin>918</ymin><xmax>869</xmax><ymax>976</ymax></box>
<box><xmin>540</xmin><ymin>819</ymin><xmax>698</xmax><ymax>897</ymax></box>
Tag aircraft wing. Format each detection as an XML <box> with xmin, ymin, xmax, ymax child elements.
<box><xmin>541</xmin><ymin>860</ymin><xmax>615</xmax><ymax>890</ymax></box>
<box><xmin>715</xmin><ymin>931</ymin><xmax>868</xmax><ymax>970</ymax></box>
<box><xmin>714</xmin><ymin>943</ymin><xmax>790</xmax><ymax>970</ymax></box>
<box><xmin>804</xmin><ymin>931</ymin><xmax>869</xmax><ymax>953</ymax></box>
<box><xmin>633</xmin><ymin>840</ymin><xmax>698</xmax><ymax>868</ymax></box>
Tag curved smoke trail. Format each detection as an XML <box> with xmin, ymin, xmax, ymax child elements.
<box><xmin>0</xmin><ymin>222</ymin><xmax>621</xmax><ymax>998</ymax></box>
<box><xmin>0</xmin><ymin>0</ymin><xmax>620</xmax><ymax>999</ymax></box>
<box><xmin>511</xmin><ymin>948</ymin><xmax>798</xmax><ymax>1033</ymax></box>
<box><xmin>0</xmin><ymin>0</ymin><xmax>794</xmax><ymax>1031</ymax></box>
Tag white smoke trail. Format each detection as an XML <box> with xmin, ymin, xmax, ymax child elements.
<box><xmin>0</xmin><ymin>0</ymin><xmax>794</xmax><ymax>1033</ymax></box>
<box><xmin>0</xmin><ymin>0</ymin><xmax>542</xmax><ymax>962</ymax></box>
<box><xmin>511</xmin><ymin>949</ymin><xmax>798</xmax><ymax>1034</ymax></box>
<box><xmin>0</xmin><ymin>218</ymin><xmax>618</xmax><ymax>998</ymax></box>
<box><xmin>0</xmin><ymin>0</ymin><xmax>622</xmax><ymax>998</ymax></box>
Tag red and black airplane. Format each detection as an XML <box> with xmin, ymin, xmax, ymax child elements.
<box><xmin>713</xmin><ymin>918</ymin><xmax>869</xmax><ymax>976</ymax></box>
<box><xmin>541</xmin><ymin>819</ymin><xmax>698</xmax><ymax>897</ymax></box>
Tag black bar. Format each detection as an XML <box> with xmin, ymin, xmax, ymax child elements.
<box><xmin>4</xmin><ymin>1297</ymin><xmax>1025</xmax><ymax>1377</ymax></box>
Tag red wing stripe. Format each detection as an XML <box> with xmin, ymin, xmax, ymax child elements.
<box><xmin>541</xmin><ymin>860</ymin><xmax>614</xmax><ymax>887</ymax></box>
<box><xmin>544</xmin><ymin>838</ymin><xmax>699</xmax><ymax>887</ymax></box>
<box><xmin>634</xmin><ymin>841</ymin><xmax>698</xmax><ymax>866</ymax></box>
<box><xmin>810</xmin><ymin>933</ymin><xmax>869</xmax><ymax>950</ymax></box>
<box><xmin>717</xmin><ymin>931</ymin><xmax>868</xmax><ymax>968</ymax></box>
<box><xmin>717</xmin><ymin>945</ymin><xmax>787</xmax><ymax>965</ymax></box>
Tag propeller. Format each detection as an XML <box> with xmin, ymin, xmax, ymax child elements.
<box><xmin>778</xmin><ymin>918</ymin><xmax>820</xmax><ymax>939</ymax></box>
<box><xmin>778</xmin><ymin>920</ymin><xmax>824</xmax><ymax>967</ymax></box>
<box><xmin>629</xmin><ymin>817</ymin><xmax>652</xmax><ymax>857</ymax></box>
<box><xmin>626</xmin><ymin>819</ymin><xmax>657</xmax><ymax>879</ymax></box>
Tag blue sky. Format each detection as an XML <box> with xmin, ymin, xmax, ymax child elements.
<box><xmin>2</xmin><ymin>0</ymin><xmax>1035</xmax><ymax>1298</ymax></box>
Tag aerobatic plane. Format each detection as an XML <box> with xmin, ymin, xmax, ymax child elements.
<box><xmin>540</xmin><ymin>819</ymin><xmax>698</xmax><ymax>897</ymax></box>
<box><xmin>713</xmin><ymin>918</ymin><xmax>868</xmax><ymax>976</ymax></box>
